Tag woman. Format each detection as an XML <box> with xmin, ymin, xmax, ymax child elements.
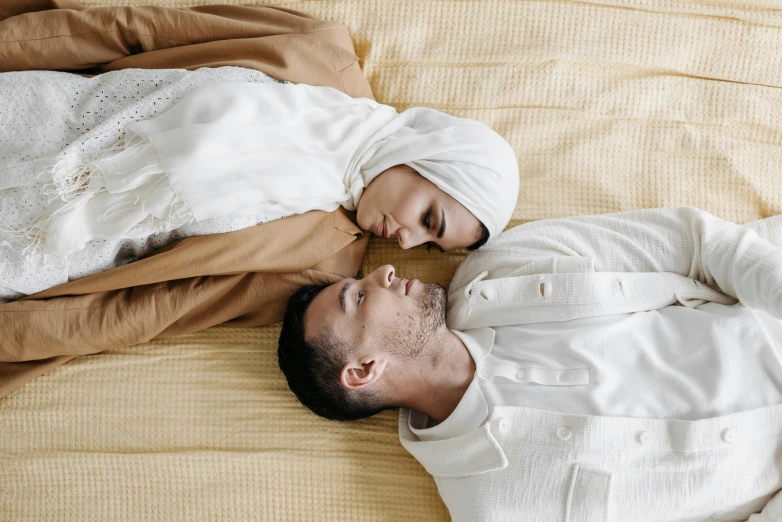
<box><xmin>0</xmin><ymin>66</ymin><xmax>519</xmax><ymax>301</ymax></box>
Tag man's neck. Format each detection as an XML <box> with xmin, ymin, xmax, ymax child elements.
<box><xmin>403</xmin><ymin>329</ymin><xmax>475</xmax><ymax>424</ymax></box>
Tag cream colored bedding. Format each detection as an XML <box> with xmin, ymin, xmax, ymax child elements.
<box><xmin>4</xmin><ymin>0</ymin><xmax>782</xmax><ymax>520</ymax></box>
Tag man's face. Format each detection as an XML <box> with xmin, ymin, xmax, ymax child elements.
<box><xmin>304</xmin><ymin>265</ymin><xmax>447</xmax><ymax>360</ymax></box>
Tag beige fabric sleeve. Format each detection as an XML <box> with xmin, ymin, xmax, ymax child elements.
<box><xmin>0</xmin><ymin>232</ymin><xmax>367</xmax><ymax>397</ymax></box>
<box><xmin>0</xmin><ymin>0</ymin><xmax>373</xmax><ymax>99</ymax></box>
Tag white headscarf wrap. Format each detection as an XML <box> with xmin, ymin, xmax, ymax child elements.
<box><xmin>24</xmin><ymin>82</ymin><xmax>519</xmax><ymax>255</ymax></box>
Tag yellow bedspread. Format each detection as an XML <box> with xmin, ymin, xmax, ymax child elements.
<box><xmin>4</xmin><ymin>0</ymin><xmax>782</xmax><ymax>520</ymax></box>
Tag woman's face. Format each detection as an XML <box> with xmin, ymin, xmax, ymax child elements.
<box><xmin>356</xmin><ymin>165</ymin><xmax>483</xmax><ymax>251</ymax></box>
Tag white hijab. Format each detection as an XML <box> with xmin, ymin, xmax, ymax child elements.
<box><xmin>31</xmin><ymin>82</ymin><xmax>519</xmax><ymax>255</ymax></box>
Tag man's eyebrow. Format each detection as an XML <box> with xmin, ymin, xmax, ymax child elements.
<box><xmin>339</xmin><ymin>280</ymin><xmax>352</xmax><ymax>314</ymax></box>
<box><xmin>437</xmin><ymin>207</ymin><xmax>446</xmax><ymax>239</ymax></box>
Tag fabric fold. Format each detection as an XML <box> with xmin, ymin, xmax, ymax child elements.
<box><xmin>39</xmin><ymin>139</ymin><xmax>193</xmax><ymax>256</ymax></box>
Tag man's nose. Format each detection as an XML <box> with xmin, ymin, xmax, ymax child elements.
<box><xmin>371</xmin><ymin>264</ymin><xmax>395</xmax><ymax>288</ymax></box>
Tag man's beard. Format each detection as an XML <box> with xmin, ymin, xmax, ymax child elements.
<box><xmin>386</xmin><ymin>282</ymin><xmax>447</xmax><ymax>360</ymax></box>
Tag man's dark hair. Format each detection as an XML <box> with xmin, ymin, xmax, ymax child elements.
<box><xmin>467</xmin><ymin>222</ymin><xmax>491</xmax><ymax>251</ymax></box>
<box><xmin>278</xmin><ymin>284</ymin><xmax>392</xmax><ymax>421</ymax></box>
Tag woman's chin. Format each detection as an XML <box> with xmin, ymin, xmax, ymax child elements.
<box><xmin>357</xmin><ymin>220</ymin><xmax>374</xmax><ymax>235</ymax></box>
<box><xmin>355</xmin><ymin>217</ymin><xmax>368</xmax><ymax>232</ymax></box>
<box><xmin>354</xmin><ymin>212</ymin><xmax>373</xmax><ymax>234</ymax></box>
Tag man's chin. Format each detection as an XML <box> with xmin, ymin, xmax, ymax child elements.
<box><xmin>421</xmin><ymin>282</ymin><xmax>448</xmax><ymax>325</ymax></box>
<box><xmin>426</xmin><ymin>282</ymin><xmax>447</xmax><ymax>299</ymax></box>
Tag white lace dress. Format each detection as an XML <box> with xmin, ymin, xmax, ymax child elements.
<box><xmin>0</xmin><ymin>67</ymin><xmax>288</xmax><ymax>302</ymax></box>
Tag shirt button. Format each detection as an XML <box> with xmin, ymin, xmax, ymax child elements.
<box><xmin>556</xmin><ymin>426</ymin><xmax>572</xmax><ymax>441</ymax></box>
<box><xmin>722</xmin><ymin>429</ymin><xmax>736</xmax><ymax>444</ymax></box>
<box><xmin>498</xmin><ymin>418</ymin><xmax>511</xmax><ymax>433</ymax></box>
<box><xmin>516</xmin><ymin>370</ymin><xmax>526</xmax><ymax>380</ymax></box>
<box><xmin>638</xmin><ymin>431</ymin><xmax>653</xmax><ymax>446</ymax></box>
<box><xmin>558</xmin><ymin>373</ymin><xmax>569</xmax><ymax>383</ymax></box>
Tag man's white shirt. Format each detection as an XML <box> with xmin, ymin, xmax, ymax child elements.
<box><xmin>399</xmin><ymin>207</ymin><xmax>782</xmax><ymax>522</ymax></box>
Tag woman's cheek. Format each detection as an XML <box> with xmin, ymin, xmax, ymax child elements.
<box><xmin>393</xmin><ymin>196</ymin><xmax>424</xmax><ymax>230</ymax></box>
<box><xmin>354</xmin><ymin>202</ymin><xmax>370</xmax><ymax>231</ymax></box>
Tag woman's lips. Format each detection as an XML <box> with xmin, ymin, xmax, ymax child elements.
<box><xmin>376</xmin><ymin>217</ymin><xmax>386</xmax><ymax>238</ymax></box>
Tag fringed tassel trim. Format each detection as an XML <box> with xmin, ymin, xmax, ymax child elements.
<box><xmin>0</xmin><ymin>130</ymin><xmax>168</xmax><ymax>259</ymax></box>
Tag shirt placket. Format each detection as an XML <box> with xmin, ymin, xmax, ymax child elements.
<box><xmin>477</xmin><ymin>362</ymin><xmax>590</xmax><ymax>386</ymax></box>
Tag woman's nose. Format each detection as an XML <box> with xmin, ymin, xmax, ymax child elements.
<box><xmin>373</xmin><ymin>264</ymin><xmax>395</xmax><ymax>288</ymax></box>
<box><xmin>397</xmin><ymin>228</ymin><xmax>415</xmax><ymax>250</ymax></box>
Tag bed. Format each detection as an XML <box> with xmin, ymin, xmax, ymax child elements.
<box><xmin>3</xmin><ymin>0</ymin><xmax>782</xmax><ymax>520</ymax></box>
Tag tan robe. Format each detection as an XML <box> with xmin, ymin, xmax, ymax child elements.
<box><xmin>0</xmin><ymin>0</ymin><xmax>372</xmax><ymax>397</ymax></box>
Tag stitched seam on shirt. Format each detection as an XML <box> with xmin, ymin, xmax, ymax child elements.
<box><xmin>1</xmin><ymin>285</ymin><xmax>166</xmax><ymax>313</ymax></box>
<box><xmin>472</xmin><ymin>293</ymin><xmax>673</xmax><ymax>307</ymax></box>
<box><xmin>0</xmin><ymin>26</ymin><xmax>353</xmax><ymax>46</ymax></box>
<box><xmin>335</xmin><ymin>61</ymin><xmax>349</xmax><ymax>93</ymax></box>
<box><xmin>337</xmin><ymin>61</ymin><xmax>357</xmax><ymax>73</ymax></box>
<box><xmin>0</xmin><ymin>30</ymin><xmax>190</xmax><ymax>45</ymax></box>
<box><xmin>331</xmin><ymin>213</ymin><xmax>363</xmax><ymax>236</ymax></box>
<box><xmin>304</xmin><ymin>27</ymin><xmax>347</xmax><ymax>36</ymax></box>
<box><xmin>305</xmin><ymin>267</ymin><xmax>353</xmax><ymax>282</ymax></box>
<box><xmin>511</xmin><ymin>431</ymin><xmax>782</xmax><ymax>454</ymax></box>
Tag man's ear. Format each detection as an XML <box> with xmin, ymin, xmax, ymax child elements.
<box><xmin>340</xmin><ymin>357</ymin><xmax>388</xmax><ymax>390</ymax></box>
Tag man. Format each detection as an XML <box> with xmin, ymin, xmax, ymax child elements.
<box><xmin>277</xmin><ymin>206</ymin><xmax>782</xmax><ymax>521</ymax></box>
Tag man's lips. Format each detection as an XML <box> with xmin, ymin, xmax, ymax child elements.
<box><xmin>396</xmin><ymin>278</ymin><xmax>416</xmax><ymax>296</ymax></box>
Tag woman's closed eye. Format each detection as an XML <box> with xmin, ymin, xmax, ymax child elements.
<box><xmin>422</xmin><ymin>206</ymin><xmax>434</xmax><ymax>230</ymax></box>
<box><xmin>422</xmin><ymin>206</ymin><xmax>445</xmax><ymax>252</ymax></box>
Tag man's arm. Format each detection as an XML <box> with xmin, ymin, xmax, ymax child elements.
<box><xmin>450</xmin><ymin>207</ymin><xmax>782</xmax><ymax>322</ymax></box>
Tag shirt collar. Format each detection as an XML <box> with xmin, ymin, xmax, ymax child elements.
<box><xmin>457</xmin><ymin>326</ymin><xmax>495</xmax><ymax>363</ymax></box>
<box><xmin>408</xmin><ymin>328</ymin><xmax>494</xmax><ymax>442</ymax></box>
<box><xmin>398</xmin><ymin>328</ymin><xmax>507</xmax><ymax>478</ymax></box>
<box><xmin>407</xmin><ymin>379</ymin><xmax>486</xmax><ymax>441</ymax></box>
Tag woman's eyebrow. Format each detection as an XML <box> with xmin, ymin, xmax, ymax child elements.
<box><xmin>339</xmin><ymin>281</ymin><xmax>352</xmax><ymax>314</ymax></box>
<box><xmin>437</xmin><ymin>208</ymin><xmax>446</xmax><ymax>239</ymax></box>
